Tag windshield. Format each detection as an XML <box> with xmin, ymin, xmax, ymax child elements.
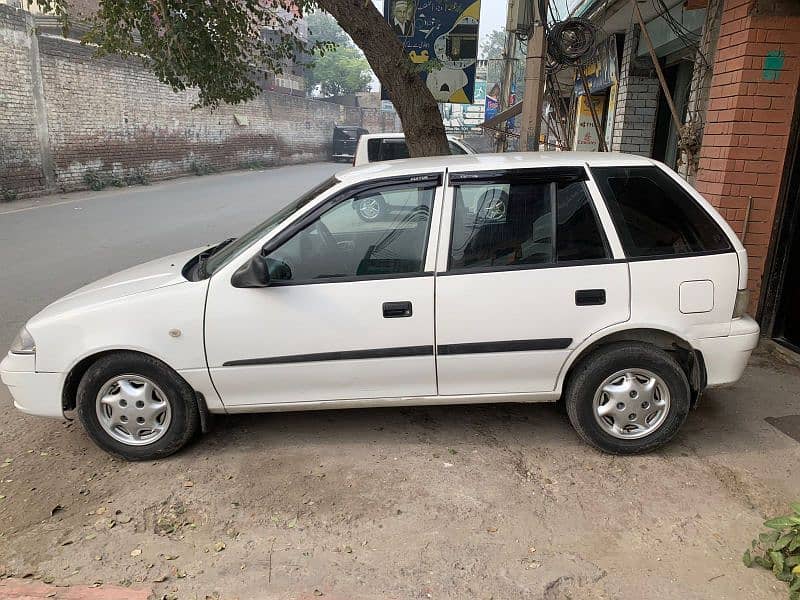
<box><xmin>202</xmin><ymin>176</ymin><xmax>340</xmax><ymax>276</ymax></box>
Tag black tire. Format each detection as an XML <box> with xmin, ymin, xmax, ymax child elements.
<box><xmin>76</xmin><ymin>352</ymin><xmax>200</xmax><ymax>460</ymax></box>
<box><xmin>564</xmin><ymin>342</ymin><xmax>691</xmax><ymax>454</ymax></box>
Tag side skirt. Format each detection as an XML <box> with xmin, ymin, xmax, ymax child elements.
<box><xmin>211</xmin><ymin>391</ymin><xmax>561</xmax><ymax>414</ymax></box>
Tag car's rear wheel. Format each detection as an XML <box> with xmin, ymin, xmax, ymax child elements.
<box><xmin>564</xmin><ymin>342</ymin><xmax>691</xmax><ymax>454</ymax></box>
<box><xmin>76</xmin><ymin>352</ymin><xmax>200</xmax><ymax>460</ymax></box>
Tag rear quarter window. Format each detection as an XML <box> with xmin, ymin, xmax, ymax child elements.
<box><xmin>591</xmin><ymin>165</ymin><xmax>731</xmax><ymax>258</ymax></box>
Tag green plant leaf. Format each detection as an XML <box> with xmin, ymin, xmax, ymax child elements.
<box><xmin>743</xmin><ymin>549</ymin><xmax>753</xmax><ymax>568</ymax></box>
<box><xmin>775</xmin><ymin>534</ymin><xmax>795</xmax><ymax>551</ymax></box>
<box><xmin>771</xmin><ymin>551</ymin><xmax>785</xmax><ymax>576</ymax></box>
<box><xmin>778</xmin><ymin>569</ymin><xmax>794</xmax><ymax>582</ymax></box>
<box><xmin>754</xmin><ymin>555</ymin><xmax>773</xmax><ymax>569</ymax></box>
<box><xmin>791</xmin><ymin>575</ymin><xmax>800</xmax><ymax>593</ymax></box>
<box><xmin>790</xmin><ymin>502</ymin><xmax>800</xmax><ymax>516</ymax></box>
<box><xmin>765</xmin><ymin>516</ymin><xmax>796</xmax><ymax>530</ymax></box>
<box><xmin>761</xmin><ymin>531</ymin><xmax>781</xmax><ymax>544</ymax></box>
<box><xmin>787</xmin><ymin>555</ymin><xmax>800</xmax><ymax>568</ymax></box>
<box><xmin>790</xmin><ymin>535</ymin><xmax>800</xmax><ymax>553</ymax></box>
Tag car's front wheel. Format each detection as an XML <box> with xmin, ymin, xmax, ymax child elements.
<box><xmin>564</xmin><ymin>342</ymin><xmax>691</xmax><ymax>454</ymax></box>
<box><xmin>76</xmin><ymin>352</ymin><xmax>200</xmax><ymax>460</ymax></box>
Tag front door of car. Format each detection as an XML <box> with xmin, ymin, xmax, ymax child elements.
<box><xmin>205</xmin><ymin>176</ymin><xmax>442</xmax><ymax>407</ymax></box>
<box><xmin>434</xmin><ymin>167</ymin><xmax>631</xmax><ymax>395</ymax></box>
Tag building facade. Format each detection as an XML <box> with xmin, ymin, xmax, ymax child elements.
<box><xmin>570</xmin><ymin>0</ymin><xmax>800</xmax><ymax>351</ymax></box>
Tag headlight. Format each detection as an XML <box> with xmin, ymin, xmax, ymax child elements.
<box><xmin>9</xmin><ymin>327</ymin><xmax>36</xmax><ymax>355</ymax></box>
<box><xmin>732</xmin><ymin>289</ymin><xmax>750</xmax><ymax>319</ymax></box>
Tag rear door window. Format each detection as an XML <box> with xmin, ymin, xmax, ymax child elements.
<box><xmin>591</xmin><ymin>166</ymin><xmax>731</xmax><ymax>258</ymax></box>
<box><xmin>448</xmin><ymin>168</ymin><xmax>609</xmax><ymax>270</ymax></box>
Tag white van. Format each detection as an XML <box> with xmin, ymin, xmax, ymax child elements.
<box><xmin>353</xmin><ymin>132</ymin><xmax>475</xmax><ymax>166</ymax></box>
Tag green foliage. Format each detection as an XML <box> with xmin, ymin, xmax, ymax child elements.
<box><xmin>124</xmin><ymin>168</ymin><xmax>150</xmax><ymax>186</ymax></box>
<box><xmin>480</xmin><ymin>27</ymin><xmax>525</xmax><ymax>101</ymax></box>
<box><xmin>0</xmin><ymin>187</ymin><xmax>18</xmax><ymax>203</ymax></box>
<box><xmin>307</xmin><ymin>45</ymin><xmax>371</xmax><ymax>97</ymax></box>
<box><xmin>83</xmin><ymin>170</ymin><xmax>106</xmax><ymax>191</ymax></box>
<box><xmin>32</xmin><ymin>0</ymin><xmax>319</xmax><ymax>109</ymax></box>
<box><xmin>305</xmin><ymin>9</ymin><xmax>351</xmax><ymax>48</ymax></box>
<box><xmin>744</xmin><ymin>502</ymin><xmax>800</xmax><ymax>599</ymax></box>
<box><xmin>190</xmin><ymin>160</ymin><xmax>217</xmax><ymax>176</ymax></box>
<box><xmin>83</xmin><ymin>168</ymin><xmax>149</xmax><ymax>190</ymax></box>
<box><xmin>302</xmin><ymin>10</ymin><xmax>371</xmax><ymax>98</ymax></box>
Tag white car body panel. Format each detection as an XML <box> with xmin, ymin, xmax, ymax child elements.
<box><xmin>353</xmin><ymin>133</ymin><xmax>473</xmax><ymax>166</ymax></box>
<box><xmin>435</xmin><ymin>263</ymin><xmax>631</xmax><ymax>394</ymax></box>
<box><xmin>0</xmin><ymin>152</ymin><xmax>759</xmax><ymax>425</ymax></box>
<box><xmin>204</xmin><ymin>277</ymin><xmax>437</xmax><ymax>406</ymax></box>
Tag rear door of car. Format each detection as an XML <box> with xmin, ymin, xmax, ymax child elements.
<box><xmin>434</xmin><ymin>166</ymin><xmax>631</xmax><ymax>395</ymax></box>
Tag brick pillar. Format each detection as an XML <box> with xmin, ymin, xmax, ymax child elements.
<box><xmin>694</xmin><ymin>0</ymin><xmax>800</xmax><ymax>309</ymax></box>
<box><xmin>610</xmin><ymin>22</ymin><xmax>660</xmax><ymax>156</ymax></box>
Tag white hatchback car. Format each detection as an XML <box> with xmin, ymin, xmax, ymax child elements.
<box><xmin>1</xmin><ymin>152</ymin><xmax>759</xmax><ymax>460</ymax></box>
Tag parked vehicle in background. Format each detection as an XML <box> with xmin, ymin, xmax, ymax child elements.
<box><xmin>353</xmin><ymin>132</ymin><xmax>476</xmax><ymax>167</ymax></box>
<box><xmin>332</xmin><ymin>126</ymin><xmax>368</xmax><ymax>162</ymax></box>
<box><xmin>1</xmin><ymin>152</ymin><xmax>759</xmax><ymax>461</ymax></box>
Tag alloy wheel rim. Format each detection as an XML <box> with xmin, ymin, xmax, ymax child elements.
<box><xmin>95</xmin><ymin>375</ymin><xmax>172</xmax><ymax>446</ymax></box>
<box><xmin>358</xmin><ymin>198</ymin><xmax>381</xmax><ymax>220</ymax></box>
<box><xmin>592</xmin><ymin>369</ymin><xmax>670</xmax><ymax>440</ymax></box>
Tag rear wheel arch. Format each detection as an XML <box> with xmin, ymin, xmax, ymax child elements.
<box><xmin>560</xmin><ymin>328</ymin><xmax>706</xmax><ymax>405</ymax></box>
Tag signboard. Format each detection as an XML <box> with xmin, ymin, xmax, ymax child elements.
<box><xmin>383</xmin><ymin>0</ymin><xmax>481</xmax><ymax>104</ymax></box>
<box><xmin>380</xmin><ymin>100</ymin><xmax>395</xmax><ymax>112</ymax></box>
<box><xmin>474</xmin><ymin>80</ymin><xmax>486</xmax><ymax>103</ymax></box>
<box><xmin>574</xmin><ymin>35</ymin><xmax>618</xmax><ymax>96</ymax></box>
<box><xmin>573</xmin><ymin>94</ymin><xmax>607</xmax><ymax>152</ymax></box>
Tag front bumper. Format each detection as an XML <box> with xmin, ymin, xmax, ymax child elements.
<box><xmin>693</xmin><ymin>316</ymin><xmax>760</xmax><ymax>387</ymax></box>
<box><xmin>0</xmin><ymin>353</ymin><xmax>64</xmax><ymax>419</ymax></box>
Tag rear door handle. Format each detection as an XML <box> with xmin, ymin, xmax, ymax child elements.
<box><xmin>383</xmin><ymin>301</ymin><xmax>412</xmax><ymax>318</ymax></box>
<box><xmin>575</xmin><ymin>289</ymin><xmax>606</xmax><ymax>306</ymax></box>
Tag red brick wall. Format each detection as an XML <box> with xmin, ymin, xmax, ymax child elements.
<box><xmin>695</xmin><ymin>0</ymin><xmax>800</xmax><ymax>311</ymax></box>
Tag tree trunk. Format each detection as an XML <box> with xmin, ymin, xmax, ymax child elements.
<box><xmin>315</xmin><ymin>0</ymin><xmax>450</xmax><ymax>158</ymax></box>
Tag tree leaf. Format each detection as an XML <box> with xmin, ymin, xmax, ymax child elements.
<box><xmin>765</xmin><ymin>516</ymin><xmax>795</xmax><ymax>530</ymax></box>
<box><xmin>742</xmin><ymin>549</ymin><xmax>753</xmax><ymax>568</ymax></box>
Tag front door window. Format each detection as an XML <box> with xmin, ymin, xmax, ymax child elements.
<box><xmin>266</xmin><ymin>184</ymin><xmax>435</xmax><ymax>283</ymax></box>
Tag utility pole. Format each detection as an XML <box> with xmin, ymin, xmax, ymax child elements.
<box><xmin>518</xmin><ymin>0</ymin><xmax>547</xmax><ymax>151</ymax></box>
<box><xmin>496</xmin><ymin>0</ymin><xmax>517</xmax><ymax>152</ymax></box>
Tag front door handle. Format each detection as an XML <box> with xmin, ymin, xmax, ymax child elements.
<box><xmin>575</xmin><ymin>289</ymin><xmax>606</xmax><ymax>306</ymax></box>
<box><xmin>383</xmin><ymin>301</ymin><xmax>412</xmax><ymax>318</ymax></box>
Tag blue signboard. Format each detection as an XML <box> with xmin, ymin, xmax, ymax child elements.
<box><xmin>383</xmin><ymin>0</ymin><xmax>481</xmax><ymax>104</ymax></box>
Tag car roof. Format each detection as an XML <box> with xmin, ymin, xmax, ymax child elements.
<box><xmin>335</xmin><ymin>151</ymin><xmax>656</xmax><ymax>184</ymax></box>
<box><xmin>358</xmin><ymin>132</ymin><xmax>460</xmax><ymax>142</ymax></box>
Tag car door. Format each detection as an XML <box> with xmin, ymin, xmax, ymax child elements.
<box><xmin>434</xmin><ymin>166</ymin><xmax>631</xmax><ymax>395</ymax></box>
<box><xmin>205</xmin><ymin>174</ymin><xmax>443</xmax><ymax>408</ymax></box>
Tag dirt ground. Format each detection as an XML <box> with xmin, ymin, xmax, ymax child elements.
<box><xmin>0</xmin><ymin>346</ymin><xmax>798</xmax><ymax>600</ymax></box>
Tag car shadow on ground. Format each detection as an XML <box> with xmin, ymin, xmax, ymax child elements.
<box><xmin>192</xmin><ymin>394</ymin><xmax>774</xmax><ymax>459</ymax></box>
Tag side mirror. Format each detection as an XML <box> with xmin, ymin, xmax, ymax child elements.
<box><xmin>231</xmin><ymin>253</ymin><xmax>271</xmax><ymax>288</ymax></box>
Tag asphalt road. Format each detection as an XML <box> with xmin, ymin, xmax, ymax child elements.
<box><xmin>0</xmin><ymin>162</ymin><xmax>340</xmax><ymax>347</ymax></box>
<box><xmin>0</xmin><ymin>162</ymin><xmax>798</xmax><ymax>599</ymax></box>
